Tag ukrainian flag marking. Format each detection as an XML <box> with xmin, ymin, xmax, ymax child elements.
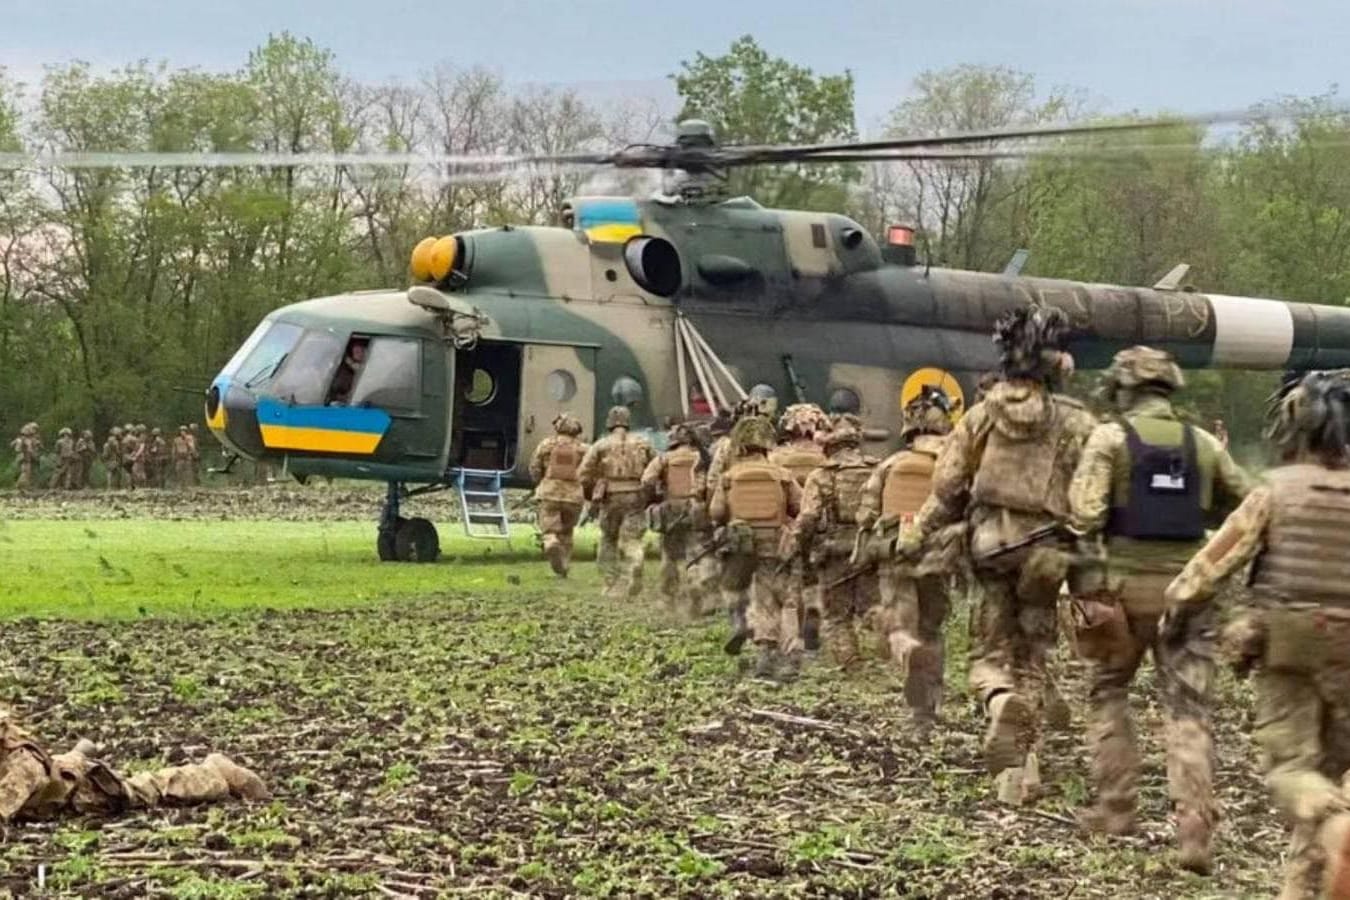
<box><xmin>256</xmin><ymin>399</ymin><xmax>389</xmax><ymax>455</ymax></box>
<box><xmin>576</xmin><ymin>198</ymin><xmax>642</xmax><ymax>243</ymax></box>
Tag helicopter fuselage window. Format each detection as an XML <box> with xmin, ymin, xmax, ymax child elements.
<box><xmin>466</xmin><ymin>368</ymin><xmax>497</xmax><ymax>406</ymax></box>
<box><xmin>327</xmin><ymin>336</ymin><xmax>371</xmax><ymax>406</ymax></box>
<box><xmin>547</xmin><ymin>369</ymin><xmax>577</xmax><ymax>403</ymax></box>
<box><xmin>348</xmin><ymin>338</ymin><xmax>421</xmax><ymax>413</ymax></box>
<box><xmin>272</xmin><ymin>331</ymin><xmax>344</xmax><ymax>406</ymax></box>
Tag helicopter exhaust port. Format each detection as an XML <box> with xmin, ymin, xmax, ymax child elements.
<box><xmin>623</xmin><ymin>236</ymin><xmax>682</xmax><ymax>297</ymax></box>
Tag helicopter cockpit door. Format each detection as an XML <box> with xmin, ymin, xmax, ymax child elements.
<box><xmin>516</xmin><ymin>343</ymin><xmax>598</xmax><ymax>478</ymax></box>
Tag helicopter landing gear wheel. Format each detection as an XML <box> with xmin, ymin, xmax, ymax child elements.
<box><xmin>376</xmin><ymin>521</ymin><xmax>403</xmax><ymax>562</ymax></box>
<box><xmin>395</xmin><ymin>517</ymin><xmax>440</xmax><ymax>563</ymax></box>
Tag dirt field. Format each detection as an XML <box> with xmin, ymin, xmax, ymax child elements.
<box><xmin>0</xmin><ymin>490</ymin><xmax>1287</xmax><ymax>898</ymax></box>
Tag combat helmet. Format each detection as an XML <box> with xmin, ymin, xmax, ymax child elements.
<box><xmin>901</xmin><ymin>385</ymin><xmax>954</xmax><ymax>439</ymax></box>
<box><xmin>123</xmin><ymin>423</ymin><xmax>134</xmax><ymax>434</ymax></box>
<box><xmin>1101</xmin><ymin>346</ymin><xmax>1184</xmax><ymax>406</ymax></box>
<box><xmin>552</xmin><ymin>413</ymin><xmax>583</xmax><ymax>436</ymax></box>
<box><xmin>778</xmin><ymin>403</ymin><xmax>829</xmax><ymax>440</ymax></box>
<box><xmin>729</xmin><ymin>415</ymin><xmax>776</xmax><ymax>454</ymax></box>
<box><xmin>152</xmin><ymin>427</ymin><xmax>162</xmax><ymax>437</ymax></box>
<box><xmin>58</xmin><ymin>427</ymin><xmax>72</xmax><ymax>437</ymax></box>
<box><xmin>81</xmin><ymin>429</ymin><xmax>93</xmax><ymax>439</ymax></box>
<box><xmin>993</xmin><ymin>306</ymin><xmax>1072</xmax><ymax>383</ymax></box>
<box><xmin>21</xmin><ymin>422</ymin><xmax>37</xmax><ymax>436</ymax></box>
<box><xmin>822</xmin><ymin>413</ymin><xmax>864</xmax><ymax>450</ymax></box>
<box><xmin>110</xmin><ymin>426</ymin><xmax>123</xmax><ymax>437</ymax></box>
<box><xmin>605</xmin><ymin>406</ymin><xmax>631</xmax><ymax>431</ymax></box>
<box><xmin>667</xmin><ymin>423</ymin><xmax>698</xmax><ymax>448</ymax></box>
<box><xmin>1265</xmin><ymin>369</ymin><xmax>1350</xmax><ymax>464</ymax></box>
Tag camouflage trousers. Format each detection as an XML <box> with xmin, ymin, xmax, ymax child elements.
<box><xmin>656</xmin><ymin>524</ymin><xmax>704</xmax><ymax>619</ymax></box>
<box><xmin>878</xmin><ymin>561</ymin><xmax>949</xmax><ymax>721</ymax></box>
<box><xmin>175</xmin><ymin>460</ymin><xmax>193</xmax><ymax>487</ymax></box>
<box><xmin>14</xmin><ymin>460</ymin><xmax>33</xmax><ymax>490</ymax></box>
<box><xmin>49</xmin><ymin>462</ymin><xmax>69</xmax><ymax>490</ymax></box>
<box><xmin>686</xmin><ymin>528</ymin><xmax>720</xmax><ymax>616</ymax></box>
<box><xmin>969</xmin><ymin>548</ymin><xmax>1068</xmax><ymax>764</ymax></box>
<box><xmin>537</xmin><ymin>500</ymin><xmax>581</xmax><ymax>574</ymax></box>
<box><xmin>1081</xmin><ymin>573</ymin><xmax>1216</xmax><ymax>830</ymax></box>
<box><xmin>0</xmin><ymin>746</ymin><xmax>268</xmax><ymax>821</ymax></box>
<box><xmin>818</xmin><ymin>556</ymin><xmax>881</xmax><ymax>670</ymax></box>
<box><xmin>130</xmin><ymin>461</ymin><xmax>147</xmax><ymax>488</ymax></box>
<box><xmin>105</xmin><ymin>462</ymin><xmax>123</xmax><ymax>490</ymax></box>
<box><xmin>596</xmin><ymin>493</ymin><xmax>646</xmax><ymax>599</ymax></box>
<box><xmin>737</xmin><ymin>557</ymin><xmax>801</xmax><ymax>656</ymax></box>
<box><xmin>1251</xmin><ymin>632</ymin><xmax>1350</xmax><ymax>900</ymax></box>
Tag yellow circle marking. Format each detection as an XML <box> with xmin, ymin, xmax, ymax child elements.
<box><xmin>409</xmin><ymin>236</ymin><xmax>438</xmax><ymax>282</ymax></box>
<box><xmin>427</xmin><ymin>236</ymin><xmax>458</xmax><ymax>282</ymax></box>
<box><xmin>901</xmin><ymin>367</ymin><xmax>965</xmax><ymax>419</ymax></box>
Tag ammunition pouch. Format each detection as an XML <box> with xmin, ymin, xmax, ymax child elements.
<box><xmin>1070</xmin><ymin>590</ymin><xmax>1130</xmax><ymax>664</ymax></box>
<box><xmin>1261</xmin><ymin>607</ymin><xmax>1350</xmax><ymax>674</ymax></box>
<box><xmin>721</xmin><ymin>521</ymin><xmax>757</xmax><ymax>558</ymax></box>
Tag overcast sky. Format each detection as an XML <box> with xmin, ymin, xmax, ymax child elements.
<box><xmin>1</xmin><ymin>0</ymin><xmax>1344</xmax><ymax>131</ymax></box>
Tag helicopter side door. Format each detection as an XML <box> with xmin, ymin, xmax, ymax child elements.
<box><xmin>515</xmin><ymin>343</ymin><xmax>598</xmax><ymax>479</ymax></box>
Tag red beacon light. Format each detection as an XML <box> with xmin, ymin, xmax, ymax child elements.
<box><xmin>883</xmin><ymin>223</ymin><xmax>918</xmax><ymax>266</ymax></box>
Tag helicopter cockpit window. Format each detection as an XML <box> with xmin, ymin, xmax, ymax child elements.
<box><xmin>828</xmin><ymin>387</ymin><xmax>861</xmax><ymax>415</ymax></box>
<box><xmin>327</xmin><ymin>336</ymin><xmax>371</xmax><ymax>406</ymax></box>
<box><xmin>234</xmin><ymin>321</ymin><xmax>303</xmax><ymax>389</ymax></box>
<box><xmin>272</xmin><ymin>331</ymin><xmax>345</xmax><ymax>406</ymax></box>
<box><xmin>349</xmin><ymin>338</ymin><xmax>421</xmax><ymax>413</ymax></box>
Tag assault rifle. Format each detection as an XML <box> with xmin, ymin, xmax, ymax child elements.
<box><xmin>685</xmin><ymin>532</ymin><xmax>726</xmax><ymax>570</ymax></box>
<box><xmin>974</xmin><ymin>522</ymin><xmax>1071</xmax><ymax>564</ymax></box>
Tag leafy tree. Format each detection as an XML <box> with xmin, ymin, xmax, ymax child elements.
<box><xmin>673</xmin><ymin>35</ymin><xmax>857</xmax><ymax>211</ymax></box>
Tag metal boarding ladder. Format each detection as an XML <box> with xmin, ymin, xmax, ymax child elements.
<box><xmin>452</xmin><ymin>468</ymin><xmax>513</xmax><ymax>541</ymax></box>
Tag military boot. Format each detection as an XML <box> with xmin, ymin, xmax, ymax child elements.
<box><xmin>1043</xmin><ymin>679</ymin><xmax>1073</xmax><ymax>732</ymax></box>
<box><xmin>753</xmin><ymin>644</ymin><xmax>780</xmax><ymax>681</ymax></box>
<box><xmin>1077</xmin><ymin>798</ymin><xmax>1139</xmax><ymax>836</ymax></box>
<box><xmin>724</xmin><ymin>604</ymin><xmax>750</xmax><ymax>656</ymax></box>
<box><xmin>983</xmin><ymin>690</ymin><xmax>1030</xmax><ymax>775</ymax></box>
<box><xmin>801</xmin><ymin>609</ymin><xmax>821</xmax><ymax>652</ymax></box>
<box><xmin>1176</xmin><ymin>807</ymin><xmax>1213</xmax><ymax>875</ymax></box>
<box><xmin>204</xmin><ymin>754</ymin><xmax>270</xmax><ymax>801</ymax></box>
<box><xmin>544</xmin><ymin>542</ymin><xmax>567</xmax><ymax>577</ymax></box>
<box><xmin>778</xmin><ymin>649</ymin><xmax>803</xmax><ymax>682</ymax></box>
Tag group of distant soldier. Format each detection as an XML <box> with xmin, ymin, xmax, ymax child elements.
<box><xmin>8</xmin><ymin>422</ymin><xmax>202</xmax><ymax>490</ymax></box>
<box><xmin>532</xmin><ymin>307</ymin><xmax>1350</xmax><ymax>898</ymax></box>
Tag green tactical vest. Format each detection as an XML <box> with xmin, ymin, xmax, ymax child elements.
<box><xmin>1107</xmin><ymin>410</ymin><xmax>1219</xmax><ymax>574</ymax></box>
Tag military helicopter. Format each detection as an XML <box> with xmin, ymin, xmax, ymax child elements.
<box><xmin>198</xmin><ymin>115</ymin><xmax>1350</xmax><ymax>562</ymax></box>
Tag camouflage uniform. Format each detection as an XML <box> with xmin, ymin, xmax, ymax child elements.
<box><xmin>710</xmin><ymin>417</ymin><xmax>803</xmax><ymax>679</ymax></box>
<box><xmin>0</xmin><ymin>712</ymin><xmax>267</xmax><ymax>822</ymax></box>
<box><xmin>187</xmin><ymin>424</ymin><xmax>201</xmax><ymax>485</ymax></box>
<box><xmin>149</xmin><ymin>428</ymin><xmax>170</xmax><ymax>488</ymax></box>
<box><xmin>770</xmin><ymin>403</ymin><xmax>829</xmax><ymax>648</ymax></box>
<box><xmin>579</xmin><ymin>407</ymin><xmax>655</xmax><ymax>599</ymax></box>
<box><xmin>75</xmin><ymin>430</ymin><xmax>95</xmax><ymax>489</ymax></box>
<box><xmin>858</xmin><ymin>388</ymin><xmax>954</xmax><ymax>727</ymax></box>
<box><xmin>52</xmin><ymin>428</ymin><xmax>76</xmax><ymax>490</ymax></box>
<box><xmin>1067</xmin><ymin>347</ymin><xmax>1251</xmax><ymax>871</ymax></box>
<box><xmin>119</xmin><ymin>425</ymin><xmax>139</xmax><ymax>488</ymax></box>
<box><xmin>906</xmin><ymin>307</ymin><xmax>1095</xmax><ymax>803</ymax></box>
<box><xmin>794</xmin><ymin>415</ymin><xmax>878</xmax><ymax>669</ymax></box>
<box><xmin>102</xmin><ymin>428</ymin><xmax>124</xmax><ymax>489</ymax></box>
<box><xmin>172</xmin><ymin>427</ymin><xmax>193</xmax><ymax>486</ymax></box>
<box><xmin>1165</xmin><ymin>371</ymin><xmax>1350</xmax><ymax>899</ymax></box>
<box><xmin>10</xmin><ymin>424</ymin><xmax>41</xmax><ymax>490</ymax></box>
<box><xmin>641</xmin><ymin>424</ymin><xmax>706</xmax><ymax>618</ymax></box>
<box><xmin>690</xmin><ymin>422</ymin><xmax>732</xmax><ymax>620</ymax></box>
<box><xmin>529</xmin><ymin>414</ymin><xmax>589</xmax><ymax>577</ymax></box>
<box><xmin>128</xmin><ymin>426</ymin><xmax>149</xmax><ymax>489</ymax></box>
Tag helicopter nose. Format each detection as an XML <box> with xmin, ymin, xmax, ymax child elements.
<box><xmin>205</xmin><ymin>376</ymin><xmax>265</xmax><ymax>459</ymax></box>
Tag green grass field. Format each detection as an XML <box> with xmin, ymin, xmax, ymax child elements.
<box><xmin>0</xmin><ymin>501</ymin><xmax>1286</xmax><ymax>898</ymax></box>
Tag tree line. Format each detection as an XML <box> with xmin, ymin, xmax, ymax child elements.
<box><xmin>2</xmin><ymin>33</ymin><xmax>1348</xmax><ymax>461</ymax></box>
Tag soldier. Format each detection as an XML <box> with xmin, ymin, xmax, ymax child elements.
<box><xmin>0</xmin><ymin>709</ymin><xmax>267</xmax><ymax>822</ymax></box>
<box><xmin>709</xmin><ymin>416</ymin><xmax>803</xmax><ymax>679</ymax></box>
<box><xmin>52</xmin><ymin>428</ymin><xmax>76</xmax><ymax>490</ymax></box>
<box><xmin>528</xmin><ymin>414</ymin><xmax>589</xmax><ymax>577</ymax></box>
<box><xmin>102</xmin><ymin>427</ymin><xmax>124</xmax><ymax>490</ymax></box>
<box><xmin>173</xmin><ymin>426</ymin><xmax>194</xmax><ymax>487</ymax></box>
<box><xmin>75</xmin><ymin>429</ymin><xmax>95</xmax><ymax>489</ymax></box>
<box><xmin>858</xmin><ymin>386</ymin><xmax>955</xmax><ymax>730</ymax></box>
<box><xmin>9</xmin><ymin>423</ymin><xmax>40</xmax><ymax>490</ymax></box>
<box><xmin>149</xmin><ymin>428</ymin><xmax>170</xmax><ymax>488</ymax></box>
<box><xmin>902</xmin><ymin>307</ymin><xmax>1096</xmax><ymax>804</ymax></box>
<box><xmin>641</xmin><ymin>424</ymin><xmax>705</xmax><ymax>619</ymax></box>
<box><xmin>129</xmin><ymin>426</ymin><xmax>149</xmax><ymax>489</ymax></box>
<box><xmin>794</xmin><ymin>414</ymin><xmax>878</xmax><ymax>670</ymax></box>
<box><xmin>770</xmin><ymin>404</ymin><xmax>830</xmax><ymax>647</ymax></box>
<box><xmin>579</xmin><ymin>406</ymin><xmax>655</xmax><ymax>599</ymax></box>
<box><xmin>187</xmin><ymin>423</ymin><xmax>202</xmax><ymax>486</ymax></box>
<box><xmin>119</xmin><ymin>424</ymin><xmax>138</xmax><ymax>488</ymax></box>
<box><xmin>690</xmin><ymin>415</ymin><xmax>732</xmax><ymax>623</ymax></box>
<box><xmin>1066</xmin><ymin>347</ymin><xmax>1251</xmax><ymax>872</ymax></box>
<box><xmin>1162</xmin><ymin>371</ymin><xmax>1350</xmax><ymax>898</ymax></box>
